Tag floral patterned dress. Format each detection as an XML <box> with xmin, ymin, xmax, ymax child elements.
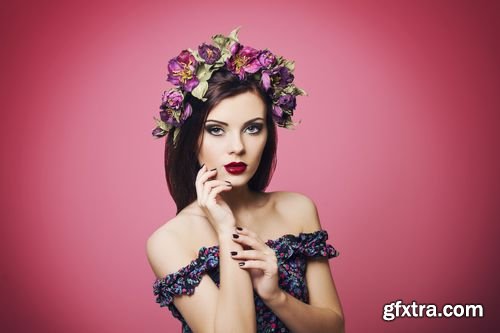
<box><xmin>152</xmin><ymin>230</ymin><xmax>339</xmax><ymax>333</ymax></box>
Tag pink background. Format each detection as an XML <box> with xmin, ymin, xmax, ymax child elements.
<box><xmin>1</xmin><ymin>0</ymin><xmax>499</xmax><ymax>332</ymax></box>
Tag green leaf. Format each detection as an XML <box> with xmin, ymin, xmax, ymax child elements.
<box><xmin>227</xmin><ymin>26</ymin><xmax>241</xmax><ymax>42</ymax></box>
<box><xmin>212</xmin><ymin>35</ymin><xmax>226</xmax><ymax>48</ymax></box>
<box><xmin>283</xmin><ymin>85</ymin><xmax>294</xmax><ymax>94</ymax></box>
<box><xmin>196</xmin><ymin>63</ymin><xmax>211</xmax><ymax>81</ymax></box>
<box><xmin>220</xmin><ymin>50</ymin><xmax>232</xmax><ymax>62</ymax></box>
<box><xmin>205</xmin><ymin>68</ymin><xmax>217</xmax><ymax>81</ymax></box>
<box><xmin>283</xmin><ymin>59</ymin><xmax>295</xmax><ymax>71</ymax></box>
<box><xmin>154</xmin><ymin>117</ymin><xmax>171</xmax><ymax>131</ymax></box>
<box><xmin>212</xmin><ymin>61</ymin><xmax>225</xmax><ymax>69</ymax></box>
<box><xmin>296</xmin><ymin>87</ymin><xmax>308</xmax><ymax>96</ymax></box>
<box><xmin>191</xmin><ymin>81</ymin><xmax>208</xmax><ymax>101</ymax></box>
<box><xmin>212</xmin><ymin>27</ymin><xmax>241</xmax><ymax>50</ymax></box>
<box><xmin>173</xmin><ymin>127</ymin><xmax>181</xmax><ymax>144</ymax></box>
<box><xmin>190</xmin><ymin>48</ymin><xmax>204</xmax><ymax>62</ymax></box>
<box><xmin>283</xmin><ymin>117</ymin><xmax>301</xmax><ymax>130</ymax></box>
<box><xmin>283</xmin><ymin>84</ymin><xmax>307</xmax><ymax>96</ymax></box>
<box><xmin>173</xmin><ymin>111</ymin><xmax>181</xmax><ymax>122</ymax></box>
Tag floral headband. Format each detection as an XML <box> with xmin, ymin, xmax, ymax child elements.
<box><xmin>151</xmin><ymin>27</ymin><xmax>307</xmax><ymax>144</ymax></box>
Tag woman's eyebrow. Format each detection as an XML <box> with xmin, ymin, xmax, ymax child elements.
<box><xmin>205</xmin><ymin>117</ymin><xmax>264</xmax><ymax>126</ymax></box>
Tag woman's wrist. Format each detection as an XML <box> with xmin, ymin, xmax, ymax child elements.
<box><xmin>216</xmin><ymin>223</ymin><xmax>237</xmax><ymax>239</ymax></box>
<box><xmin>262</xmin><ymin>289</ymin><xmax>287</xmax><ymax>308</ymax></box>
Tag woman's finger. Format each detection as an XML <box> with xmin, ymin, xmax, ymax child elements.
<box><xmin>237</xmin><ymin>260</ymin><xmax>277</xmax><ymax>272</ymax></box>
<box><xmin>201</xmin><ymin>178</ymin><xmax>227</xmax><ymax>206</ymax></box>
<box><xmin>203</xmin><ymin>179</ymin><xmax>230</xmax><ymax>190</ymax></box>
<box><xmin>198</xmin><ymin>168</ymin><xmax>218</xmax><ymax>205</ymax></box>
<box><xmin>206</xmin><ymin>182</ymin><xmax>232</xmax><ymax>206</ymax></box>
<box><xmin>195</xmin><ymin>164</ymin><xmax>207</xmax><ymax>205</ymax></box>
<box><xmin>230</xmin><ymin>249</ymin><xmax>267</xmax><ymax>261</ymax></box>
<box><xmin>196</xmin><ymin>166</ymin><xmax>219</xmax><ymax>204</ymax></box>
<box><xmin>231</xmin><ymin>233</ymin><xmax>270</xmax><ymax>252</ymax></box>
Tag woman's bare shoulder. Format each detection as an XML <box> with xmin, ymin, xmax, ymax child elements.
<box><xmin>269</xmin><ymin>190</ymin><xmax>316</xmax><ymax>211</ymax></box>
<box><xmin>146</xmin><ymin>203</ymin><xmax>212</xmax><ymax>279</ymax></box>
<box><xmin>269</xmin><ymin>191</ymin><xmax>322</xmax><ymax>233</ymax></box>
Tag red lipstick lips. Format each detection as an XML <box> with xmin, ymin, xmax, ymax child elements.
<box><xmin>224</xmin><ymin>162</ymin><xmax>247</xmax><ymax>175</ymax></box>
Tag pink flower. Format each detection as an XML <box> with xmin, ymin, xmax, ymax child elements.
<box><xmin>258</xmin><ymin>50</ymin><xmax>276</xmax><ymax>69</ymax></box>
<box><xmin>261</xmin><ymin>66</ymin><xmax>294</xmax><ymax>91</ymax></box>
<box><xmin>161</xmin><ymin>89</ymin><xmax>184</xmax><ymax>110</ymax></box>
<box><xmin>167</xmin><ymin>50</ymin><xmax>199</xmax><ymax>92</ymax></box>
<box><xmin>226</xmin><ymin>43</ymin><xmax>262</xmax><ymax>80</ymax></box>
<box><xmin>198</xmin><ymin>43</ymin><xmax>221</xmax><ymax>64</ymax></box>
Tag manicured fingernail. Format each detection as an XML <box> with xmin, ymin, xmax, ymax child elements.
<box><xmin>236</xmin><ymin>227</ymin><xmax>243</xmax><ymax>231</ymax></box>
<box><xmin>225</xmin><ymin>181</ymin><xmax>232</xmax><ymax>186</ymax></box>
<box><xmin>232</xmin><ymin>233</ymin><xmax>239</xmax><ymax>239</ymax></box>
<box><xmin>200</xmin><ymin>163</ymin><xmax>205</xmax><ymax>169</ymax></box>
<box><xmin>230</xmin><ymin>251</ymin><xmax>237</xmax><ymax>256</ymax></box>
<box><xmin>210</xmin><ymin>168</ymin><xmax>216</xmax><ymax>171</ymax></box>
<box><xmin>239</xmin><ymin>262</ymin><xmax>245</xmax><ymax>266</ymax></box>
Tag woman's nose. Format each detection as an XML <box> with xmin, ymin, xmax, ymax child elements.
<box><xmin>228</xmin><ymin>133</ymin><xmax>245</xmax><ymax>154</ymax></box>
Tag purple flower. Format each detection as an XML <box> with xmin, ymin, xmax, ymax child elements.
<box><xmin>167</xmin><ymin>50</ymin><xmax>199</xmax><ymax>92</ymax></box>
<box><xmin>152</xmin><ymin>126</ymin><xmax>167</xmax><ymax>138</ymax></box>
<box><xmin>198</xmin><ymin>43</ymin><xmax>221</xmax><ymax>64</ymax></box>
<box><xmin>277</xmin><ymin>94</ymin><xmax>296</xmax><ymax>110</ymax></box>
<box><xmin>159</xmin><ymin>102</ymin><xmax>192</xmax><ymax>128</ymax></box>
<box><xmin>181</xmin><ymin>103</ymin><xmax>192</xmax><ymax>121</ymax></box>
<box><xmin>160</xmin><ymin>109</ymin><xmax>180</xmax><ymax>127</ymax></box>
<box><xmin>226</xmin><ymin>43</ymin><xmax>262</xmax><ymax>80</ymax></box>
<box><xmin>261</xmin><ymin>66</ymin><xmax>294</xmax><ymax>91</ymax></box>
<box><xmin>273</xmin><ymin>66</ymin><xmax>294</xmax><ymax>87</ymax></box>
<box><xmin>161</xmin><ymin>89</ymin><xmax>184</xmax><ymax>110</ymax></box>
<box><xmin>258</xmin><ymin>50</ymin><xmax>276</xmax><ymax>69</ymax></box>
<box><xmin>261</xmin><ymin>71</ymin><xmax>271</xmax><ymax>91</ymax></box>
<box><xmin>272</xmin><ymin>94</ymin><xmax>296</xmax><ymax>123</ymax></box>
<box><xmin>272</xmin><ymin>105</ymin><xmax>283</xmax><ymax>118</ymax></box>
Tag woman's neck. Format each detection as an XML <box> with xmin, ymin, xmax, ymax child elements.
<box><xmin>219</xmin><ymin>185</ymin><xmax>264</xmax><ymax>217</ymax></box>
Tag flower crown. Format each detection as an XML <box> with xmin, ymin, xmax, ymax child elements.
<box><xmin>152</xmin><ymin>27</ymin><xmax>307</xmax><ymax>144</ymax></box>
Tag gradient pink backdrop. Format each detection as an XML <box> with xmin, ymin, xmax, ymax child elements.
<box><xmin>1</xmin><ymin>0</ymin><xmax>499</xmax><ymax>332</ymax></box>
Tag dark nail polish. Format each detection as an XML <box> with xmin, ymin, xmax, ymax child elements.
<box><xmin>236</xmin><ymin>227</ymin><xmax>243</xmax><ymax>231</ymax></box>
<box><xmin>239</xmin><ymin>262</ymin><xmax>245</xmax><ymax>266</ymax></box>
<box><xmin>232</xmin><ymin>233</ymin><xmax>239</xmax><ymax>239</ymax></box>
<box><xmin>230</xmin><ymin>251</ymin><xmax>237</xmax><ymax>256</ymax></box>
<box><xmin>210</xmin><ymin>168</ymin><xmax>216</xmax><ymax>171</ymax></box>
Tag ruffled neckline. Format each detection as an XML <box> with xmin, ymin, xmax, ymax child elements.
<box><xmin>197</xmin><ymin>229</ymin><xmax>329</xmax><ymax>252</ymax></box>
<box><xmin>152</xmin><ymin>229</ymin><xmax>339</xmax><ymax>308</ymax></box>
<box><xmin>153</xmin><ymin>230</ymin><xmax>338</xmax><ymax>283</ymax></box>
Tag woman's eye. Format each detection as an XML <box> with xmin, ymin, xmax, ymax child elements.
<box><xmin>246</xmin><ymin>124</ymin><xmax>262</xmax><ymax>134</ymax></box>
<box><xmin>205</xmin><ymin>124</ymin><xmax>262</xmax><ymax>136</ymax></box>
<box><xmin>206</xmin><ymin>126</ymin><xmax>223</xmax><ymax>136</ymax></box>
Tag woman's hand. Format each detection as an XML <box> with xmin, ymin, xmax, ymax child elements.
<box><xmin>195</xmin><ymin>164</ymin><xmax>235</xmax><ymax>234</ymax></box>
<box><xmin>230</xmin><ymin>227</ymin><xmax>282</xmax><ymax>303</ymax></box>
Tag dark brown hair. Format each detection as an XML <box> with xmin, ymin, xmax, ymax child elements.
<box><xmin>164</xmin><ymin>69</ymin><xmax>278</xmax><ymax>214</ymax></box>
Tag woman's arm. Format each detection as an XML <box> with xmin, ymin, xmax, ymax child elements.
<box><xmin>215</xmin><ymin>226</ymin><xmax>257</xmax><ymax>333</ymax></box>
<box><xmin>231</xmin><ymin>192</ymin><xmax>344</xmax><ymax>332</ymax></box>
<box><xmin>263</xmin><ymin>193</ymin><xmax>344</xmax><ymax>332</ymax></box>
<box><xmin>262</xmin><ymin>259</ymin><xmax>344</xmax><ymax>333</ymax></box>
<box><xmin>147</xmin><ymin>220</ymin><xmax>257</xmax><ymax>333</ymax></box>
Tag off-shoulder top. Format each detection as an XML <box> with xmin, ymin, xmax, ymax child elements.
<box><xmin>152</xmin><ymin>230</ymin><xmax>339</xmax><ymax>333</ymax></box>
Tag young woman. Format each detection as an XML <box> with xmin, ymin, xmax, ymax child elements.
<box><xmin>146</xmin><ymin>28</ymin><xmax>344</xmax><ymax>333</ymax></box>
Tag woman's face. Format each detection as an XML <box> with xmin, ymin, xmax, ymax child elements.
<box><xmin>197</xmin><ymin>91</ymin><xmax>268</xmax><ymax>186</ymax></box>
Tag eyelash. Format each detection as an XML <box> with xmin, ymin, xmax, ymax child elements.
<box><xmin>205</xmin><ymin>124</ymin><xmax>263</xmax><ymax>136</ymax></box>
